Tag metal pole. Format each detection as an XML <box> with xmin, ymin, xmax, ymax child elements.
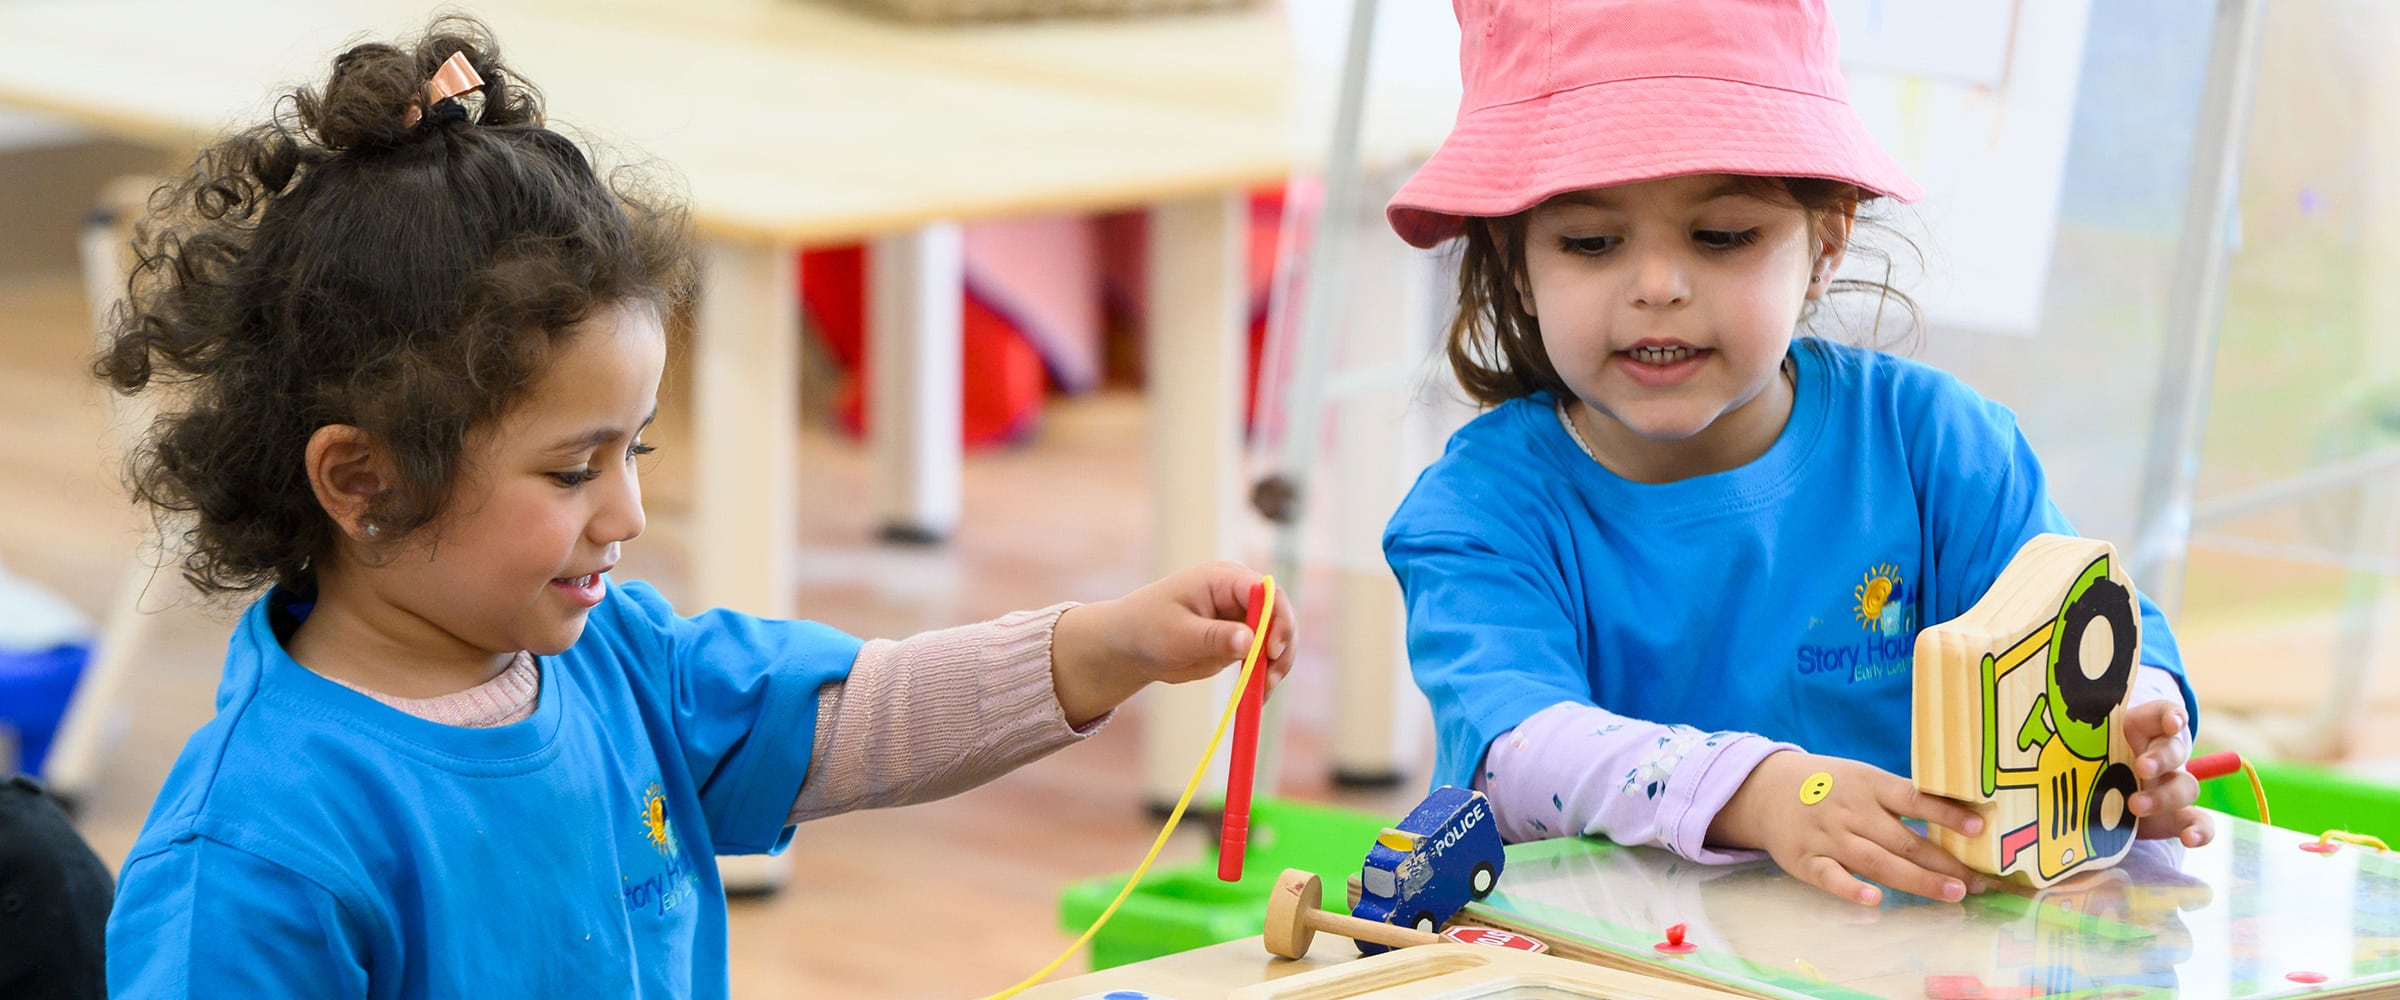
<box><xmin>2129</xmin><ymin>0</ymin><xmax>2267</xmax><ymax>614</ymax></box>
<box><xmin>1260</xmin><ymin>0</ymin><xmax>1382</xmax><ymax>591</ymax></box>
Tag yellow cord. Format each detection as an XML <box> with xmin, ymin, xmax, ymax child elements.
<box><xmin>2238</xmin><ymin>757</ymin><xmax>2270</xmax><ymax>827</ymax></box>
<box><xmin>2219</xmin><ymin>757</ymin><xmax>2391</xmax><ymax>853</ymax></box>
<box><xmin>2313</xmin><ymin>830</ymin><xmax>2392</xmax><ymax>852</ymax></box>
<box><xmin>979</xmin><ymin>576</ymin><xmax>1278</xmax><ymax>1000</ymax></box>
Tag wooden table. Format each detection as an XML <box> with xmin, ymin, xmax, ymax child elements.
<box><xmin>0</xmin><ymin>0</ymin><xmax>1454</xmax><ymax>807</ymax></box>
<box><xmin>1013</xmin><ymin>937</ymin><xmax>1347</xmax><ymax>999</ymax></box>
<box><xmin>1017</xmin><ymin>936</ymin><xmax>1747</xmax><ymax>998</ymax></box>
<box><xmin>1022</xmin><ymin>812</ymin><xmax>2400</xmax><ymax>998</ymax></box>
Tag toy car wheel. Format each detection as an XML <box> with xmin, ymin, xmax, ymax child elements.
<box><xmin>1469</xmin><ymin>862</ymin><xmax>1497</xmax><ymax>899</ymax></box>
<box><xmin>2084</xmin><ymin>761</ymin><xmax>2139</xmax><ymax>861</ymax></box>
<box><xmin>2054</xmin><ymin>577</ymin><xmax>2136</xmax><ymax>727</ymax></box>
<box><xmin>1412</xmin><ymin>911</ymin><xmax>1437</xmax><ymax>934</ymax></box>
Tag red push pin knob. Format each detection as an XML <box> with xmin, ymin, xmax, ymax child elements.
<box><xmin>1654</xmin><ymin>922</ymin><xmax>1697</xmax><ymax>955</ymax></box>
<box><xmin>2301</xmin><ymin>838</ymin><xmax>2343</xmax><ymax>855</ymax></box>
<box><xmin>2289</xmin><ymin>971</ymin><xmax>2329</xmax><ymax>984</ymax></box>
<box><xmin>2186</xmin><ymin>750</ymin><xmax>2243</xmax><ymax>781</ymax></box>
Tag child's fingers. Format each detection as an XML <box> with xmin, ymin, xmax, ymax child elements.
<box><xmin>1262</xmin><ymin>646</ymin><xmax>1294</xmax><ymax>694</ymax></box>
<box><xmin>2131</xmin><ymin>768</ymin><xmax>2198</xmax><ymax>819</ymax></box>
<box><xmin>1794</xmin><ymin>854</ymin><xmax>1882</xmax><ymax>906</ymax></box>
<box><xmin>1860</xmin><ymin>821</ymin><xmax>1978</xmax><ymax>901</ymax></box>
<box><xmin>1225</xmin><ymin>622</ymin><xmax>1257</xmax><ymax>658</ymax></box>
<box><xmin>2121</xmin><ymin>700</ymin><xmax>2186</xmax><ymax>751</ymax></box>
<box><xmin>1194</xmin><ymin>560</ymin><xmax>1262</xmax><ymax>618</ymax></box>
<box><xmin>1161</xmin><ymin>611</ymin><xmax>1249</xmax><ymax>670</ymax></box>
<box><xmin>1844</xmin><ymin>836</ymin><xmax>1970</xmax><ymax>903</ymax></box>
<box><xmin>2141</xmin><ymin>804</ymin><xmax>2213</xmax><ymax>845</ymax></box>
<box><xmin>2133</xmin><ymin>729</ymin><xmax>2189</xmax><ymax>782</ymax></box>
<box><xmin>1267</xmin><ymin>584</ymin><xmax>1297</xmax><ymax>663</ymax></box>
<box><xmin>1879</xmin><ymin>782</ymin><xmax>1985</xmax><ymax>839</ymax></box>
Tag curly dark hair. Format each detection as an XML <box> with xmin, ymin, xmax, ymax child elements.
<box><xmin>1443</xmin><ymin>177</ymin><xmax>1920</xmax><ymax>407</ymax></box>
<box><xmin>93</xmin><ymin>16</ymin><xmax>694</xmax><ymax>595</ymax></box>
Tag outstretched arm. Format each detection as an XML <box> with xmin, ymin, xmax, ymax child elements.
<box><xmin>1481</xmin><ymin>700</ymin><xmax>1794</xmax><ymax>862</ymax></box>
<box><xmin>789</xmin><ymin>604</ymin><xmax>1088</xmax><ymax>823</ymax></box>
<box><xmin>789</xmin><ymin>561</ymin><xmax>1293</xmax><ymax>823</ymax></box>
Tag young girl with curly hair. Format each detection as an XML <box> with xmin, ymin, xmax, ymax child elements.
<box><xmin>97</xmin><ymin>19</ymin><xmax>1291</xmax><ymax>996</ymax></box>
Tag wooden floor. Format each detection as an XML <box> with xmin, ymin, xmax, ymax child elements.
<box><xmin>0</xmin><ymin>267</ymin><xmax>1427</xmax><ymax>998</ymax></box>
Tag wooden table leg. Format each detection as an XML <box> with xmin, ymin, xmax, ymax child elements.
<box><xmin>1139</xmin><ymin>192</ymin><xmax>1249</xmax><ymax>809</ymax></box>
<box><xmin>693</xmin><ymin>237</ymin><xmax>801</xmax><ymax>893</ymax></box>
<box><xmin>869</xmin><ymin>223</ymin><xmax>963</xmax><ymax>544</ymax></box>
<box><xmin>692</xmin><ymin>237</ymin><xmax>801</xmax><ymax>619</ymax></box>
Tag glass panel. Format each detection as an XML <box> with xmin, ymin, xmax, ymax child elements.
<box><xmin>1473</xmin><ymin>815</ymin><xmax>2400</xmax><ymax>999</ymax></box>
<box><xmin>2179</xmin><ymin>0</ymin><xmax>2400</xmax><ymax>761</ymax></box>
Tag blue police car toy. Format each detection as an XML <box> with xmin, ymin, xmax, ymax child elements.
<box><xmin>1350</xmin><ymin>785</ymin><xmax>1504</xmax><ymax>955</ymax></box>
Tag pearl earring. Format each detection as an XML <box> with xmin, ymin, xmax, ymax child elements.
<box><xmin>362</xmin><ymin>521</ymin><xmax>381</xmax><ymax>539</ymax></box>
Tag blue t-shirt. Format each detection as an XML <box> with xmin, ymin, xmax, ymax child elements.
<box><xmin>106</xmin><ymin>578</ymin><xmax>862</xmax><ymax>999</ymax></box>
<box><xmin>1384</xmin><ymin>338</ymin><xmax>2194</xmax><ymax>790</ymax></box>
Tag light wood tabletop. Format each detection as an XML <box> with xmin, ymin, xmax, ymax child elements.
<box><xmin>0</xmin><ymin>0</ymin><xmax>1329</xmax><ymax>243</ymax></box>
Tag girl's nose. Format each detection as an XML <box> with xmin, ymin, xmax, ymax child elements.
<box><xmin>1629</xmin><ymin>247</ymin><xmax>1691</xmax><ymax>309</ymax></box>
<box><xmin>595</xmin><ymin>469</ymin><xmax>646</xmax><ymax>545</ymax></box>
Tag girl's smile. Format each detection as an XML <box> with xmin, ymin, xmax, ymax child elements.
<box><xmin>1613</xmin><ymin>339</ymin><xmax>1711</xmax><ymax>388</ymax></box>
<box><xmin>549</xmin><ymin>570</ymin><xmax>610</xmax><ymax>608</ymax></box>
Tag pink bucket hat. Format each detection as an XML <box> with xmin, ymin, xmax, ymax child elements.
<box><xmin>1387</xmin><ymin>0</ymin><xmax>1922</xmax><ymax>249</ymax></box>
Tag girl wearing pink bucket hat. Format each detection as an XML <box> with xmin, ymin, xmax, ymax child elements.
<box><xmin>1382</xmin><ymin>0</ymin><xmax>2209</xmax><ymax>906</ymax></box>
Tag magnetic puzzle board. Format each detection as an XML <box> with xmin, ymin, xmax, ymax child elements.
<box><xmin>1462</xmin><ymin>816</ymin><xmax>2400</xmax><ymax>999</ymax></box>
<box><xmin>1223</xmin><ymin>946</ymin><xmax>1747</xmax><ymax>999</ymax></box>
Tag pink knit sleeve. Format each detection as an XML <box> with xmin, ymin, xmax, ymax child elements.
<box><xmin>789</xmin><ymin>603</ymin><xmax>1100</xmax><ymax>823</ymax></box>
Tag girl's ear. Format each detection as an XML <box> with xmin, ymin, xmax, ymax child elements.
<box><xmin>1805</xmin><ymin>202</ymin><xmax>1858</xmax><ymax>302</ymax></box>
<box><xmin>305</xmin><ymin>425</ymin><xmax>390</xmax><ymax>542</ymax></box>
<box><xmin>1497</xmin><ymin>219</ymin><xmax>1538</xmax><ymax>318</ymax></box>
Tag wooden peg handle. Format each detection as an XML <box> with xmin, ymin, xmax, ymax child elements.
<box><xmin>1312</xmin><ymin>907</ymin><xmax>1445</xmax><ymax>950</ymax></box>
<box><xmin>1263</xmin><ymin>868</ymin><xmax>1444</xmax><ymax>959</ymax></box>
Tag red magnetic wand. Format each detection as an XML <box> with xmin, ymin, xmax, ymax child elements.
<box><xmin>1218</xmin><ymin>577</ymin><xmax>1275</xmax><ymax>882</ymax></box>
<box><xmin>2186</xmin><ymin>750</ymin><xmax>2243</xmax><ymax>781</ymax></box>
<box><xmin>2186</xmin><ymin>750</ymin><xmax>2272</xmax><ymax>826</ymax></box>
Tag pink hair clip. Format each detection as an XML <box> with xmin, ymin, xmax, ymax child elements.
<box><xmin>402</xmin><ymin>50</ymin><xmax>486</xmax><ymax>128</ymax></box>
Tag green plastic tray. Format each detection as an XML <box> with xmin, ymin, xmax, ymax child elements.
<box><xmin>2193</xmin><ymin>753</ymin><xmax>2400</xmax><ymax>845</ymax></box>
<box><xmin>1056</xmin><ymin>797</ymin><xmax>1391</xmax><ymax>970</ymax></box>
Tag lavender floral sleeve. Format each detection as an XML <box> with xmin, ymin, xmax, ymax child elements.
<box><xmin>1474</xmin><ymin>701</ymin><xmax>1798</xmax><ymax>863</ymax></box>
<box><xmin>1478</xmin><ymin>666</ymin><xmax>2193</xmax><ymax>863</ymax></box>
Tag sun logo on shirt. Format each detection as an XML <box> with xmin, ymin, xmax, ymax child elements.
<box><xmin>640</xmin><ymin>783</ymin><xmax>678</xmax><ymax>856</ymax></box>
<box><xmin>1854</xmin><ymin>564</ymin><xmax>1903</xmax><ymax>631</ymax></box>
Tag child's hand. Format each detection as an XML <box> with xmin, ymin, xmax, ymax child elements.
<box><xmin>2124</xmin><ymin>699</ymin><xmax>2212</xmax><ymax>847</ymax></box>
<box><xmin>1710</xmin><ymin>751</ymin><xmax>1987</xmax><ymax>906</ymax></box>
<box><xmin>1049</xmin><ymin>561</ymin><xmax>1297</xmax><ymax>727</ymax></box>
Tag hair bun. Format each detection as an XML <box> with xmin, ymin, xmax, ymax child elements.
<box><xmin>299</xmin><ymin>42</ymin><xmax>423</xmax><ymax>151</ymax></box>
<box><xmin>293</xmin><ymin>19</ymin><xmax>537</xmax><ymax>153</ymax></box>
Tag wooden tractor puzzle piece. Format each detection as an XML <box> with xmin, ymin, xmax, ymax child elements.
<box><xmin>1913</xmin><ymin>533</ymin><xmax>2142</xmax><ymax>888</ymax></box>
